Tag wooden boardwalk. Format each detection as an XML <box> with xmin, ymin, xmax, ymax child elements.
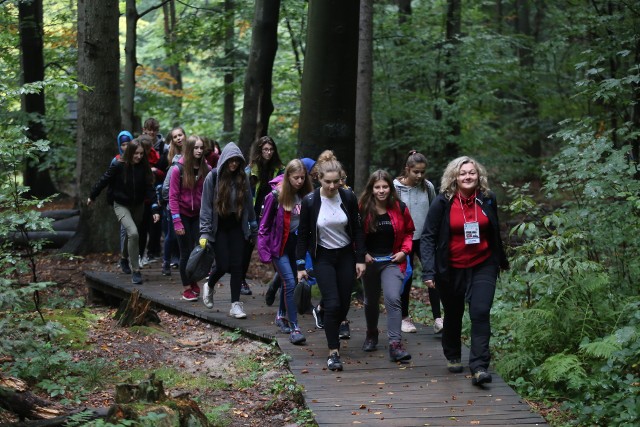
<box><xmin>86</xmin><ymin>263</ymin><xmax>547</xmax><ymax>426</ymax></box>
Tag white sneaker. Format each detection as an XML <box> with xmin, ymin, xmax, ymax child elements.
<box><xmin>139</xmin><ymin>255</ymin><xmax>149</xmax><ymax>267</ymax></box>
<box><xmin>401</xmin><ymin>317</ymin><xmax>417</xmax><ymax>333</ymax></box>
<box><xmin>433</xmin><ymin>317</ymin><xmax>444</xmax><ymax>334</ymax></box>
<box><xmin>229</xmin><ymin>301</ymin><xmax>247</xmax><ymax>319</ymax></box>
<box><xmin>202</xmin><ymin>282</ymin><xmax>214</xmax><ymax>309</ymax></box>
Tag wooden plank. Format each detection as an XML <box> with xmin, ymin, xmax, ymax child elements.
<box><xmin>85</xmin><ymin>266</ymin><xmax>547</xmax><ymax>426</ymax></box>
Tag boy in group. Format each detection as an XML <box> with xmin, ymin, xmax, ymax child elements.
<box><xmin>142</xmin><ymin>118</ymin><xmax>164</xmax><ymax>261</ymax></box>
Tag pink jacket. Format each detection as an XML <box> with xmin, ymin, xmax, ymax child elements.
<box><xmin>168</xmin><ymin>158</ymin><xmax>211</xmax><ymax>230</ymax></box>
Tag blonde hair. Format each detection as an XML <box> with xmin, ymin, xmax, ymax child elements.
<box><xmin>278</xmin><ymin>159</ymin><xmax>313</xmax><ymax>211</ymax></box>
<box><xmin>440</xmin><ymin>156</ymin><xmax>491</xmax><ymax>200</ymax></box>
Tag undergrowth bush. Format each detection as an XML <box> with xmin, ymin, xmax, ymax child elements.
<box><xmin>493</xmin><ymin>125</ymin><xmax>640</xmax><ymax>426</ymax></box>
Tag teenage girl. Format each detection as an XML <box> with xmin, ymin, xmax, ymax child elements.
<box><xmin>88</xmin><ymin>140</ymin><xmax>160</xmax><ymax>284</ymax></box>
<box><xmin>258</xmin><ymin>159</ymin><xmax>314</xmax><ymax>345</ymax></box>
<box><xmin>359</xmin><ymin>170</ymin><xmax>414</xmax><ymax>362</ymax></box>
<box><xmin>161</xmin><ymin>127</ymin><xmax>186</xmax><ymax>275</ymax></box>
<box><xmin>199</xmin><ymin>142</ymin><xmax>258</xmax><ymax>318</ymax></box>
<box><xmin>296</xmin><ymin>159</ymin><xmax>366</xmax><ymax>371</ymax></box>
<box><xmin>170</xmin><ymin>135</ymin><xmax>211</xmax><ymax>301</ymax></box>
<box><xmin>393</xmin><ymin>151</ymin><xmax>441</xmax><ymax>333</ymax></box>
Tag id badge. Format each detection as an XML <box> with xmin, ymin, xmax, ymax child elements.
<box><xmin>464</xmin><ymin>222</ymin><xmax>480</xmax><ymax>245</ymax></box>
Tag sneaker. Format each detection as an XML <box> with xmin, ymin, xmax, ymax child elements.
<box><xmin>191</xmin><ymin>282</ymin><xmax>201</xmax><ymax>296</ymax></box>
<box><xmin>131</xmin><ymin>271</ymin><xmax>143</xmax><ymax>285</ymax></box>
<box><xmin>401</xmin><ymin>317</ymin><xmax>417</xmax><ymax>333</ymax></box>
<box><xmin>139</xmin><ymin>255</ymin><xmax>149</xmax><ymax>267</ymax></box>
<box><xmin>182</xmin><ymin>289</ymin><xmax>198</xmax><ymax>302</ymax></box>
<box><xmin>312</xmin><ymin>306</ymin><xmax>324</xmax><ymax>329</ymax></box>
<box><xmin>161</xmin><ymin>262</ymin><xmax>171</xmax><ymax>276</ymax></box>
<box><xmin>389</xmin><ymin>341</ymin><xmax>411</xmax><ymax>362</ymax></box>
<box><xmin>472</xmin><ymin>369</ymin><xmax>493</xmax><ymax>386</ymax></box>
<box><xmin>275</xmin><ymin>317</ymin><xmax>292</xmax><ymax>334</ymax></box>
<box><xmin>229</xmin><ymin>301</ymin><xmax>247</xmax><ymax>319</ymax></box>
<box><xmin>339</xmin><ymin>320</ymin><xmax>351</xmax><ymax>339</ymax></box>
<box><xmin>362</xmin><ymin>329</ymin><xmax>378</xmax><ymax>352</ymax></box>
<box><xmin>145</xmin><ymin>254</ymin><xmax>158</xmax><ymax>263</ymax></box>
<box><xmin>119</xmin><ymin>258</ymin><xmax>131</xmax><ymax>274</ymax></box>
<box><xmin>240</xmin><ymin>281</ymin><xmax>252</xmax><ymax>296</ymax></box>
<box><xmin>433</xmin><ymin>317</ymin><xmax>444</xmax><ymax>334</ymax></box>
<box><xmin>171</xmin><ymin>262</ymin><xmax>179</xmax><ymax>269</ymax></box>
<box><xmin>202</xmin><ymin>282</ymin><xmax>214</xmax><ymax>309</ymax></box>
<box><xmin>289</xmin><ymin>329</ymin><xmax>306</xmax><ymax>345</ymax></box>
<box><xmin>265</xmin><ymin>275</ymin><xmax>278</xmax><ymax>306</ymax></box>
<box><xmin>447</xmin><ymin>359</ymin><xmax>464</xmax><ymax>373</ymax></box>
<box><xmin>327</xmin><ymin>352</ymin><xmax>343</xmax><ymax>371</ymax></box>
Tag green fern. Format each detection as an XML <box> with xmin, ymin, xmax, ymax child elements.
<box><xmin>536</xmin><ymin>353</ymin><xmax>587</xmax><ymax>391</ymax></box>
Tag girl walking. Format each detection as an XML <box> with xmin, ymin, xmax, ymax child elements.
<box><xmin>359</xmin><ymin>170</ymin><xmax>415</xmax><ymax>362</ymax></box>
<box><xmin>296</xmin><ymin>159</ymin><xmax>366</xmax><ymax>371</ymax></box>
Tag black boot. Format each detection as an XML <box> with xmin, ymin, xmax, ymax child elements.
<box><xmin>362</xmin><ymin>329</ymin><xmax>378</xmax><ymax>352</ymax></box>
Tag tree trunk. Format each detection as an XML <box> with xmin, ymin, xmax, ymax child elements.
<box><xmin>237</xmin><ymin>0</ymin><xmax>281</xmax><ymax>157</ymax></box>
<box><xmin>122</xmin><ymin>0</ymin><xmax>139</xmax><ymax>134</ymax></box>
<box><xmin>223</xmin><ymin>0</ymin><xmax>236</xmax><ymax>139</ymax></box>
<box><xmin>163</xmin><ymin>0</ymin><xmax>183</xmax><ymax>126</ymax></box>
<box><xmin>297</xmin><ymin>0</ymin><xmax>360</xmax><ymax>186</ymax></box>
<box><xmin>63</xmin><ymin>0</ymin><xmax>120</xmax><ymax>255</ymax></box>
<box><xmin>442</xmin><ymin>0</ymin><xmax>461</xmax><ymax>159</ymax></box>
<box><xmin>18</xmin><ymin>0</ymin><xmax>57</xmax><ymax>198</ymax></box>
<box><xmin>354</xmin><ymin>0</ymin><xmax>373</xmax><ymax>193</ymax></box>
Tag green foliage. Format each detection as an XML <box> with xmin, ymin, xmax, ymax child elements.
<box><xmin>205</xmin><ymin>402</ymin><xmax>233</xmax><ymax>427</ymax></box>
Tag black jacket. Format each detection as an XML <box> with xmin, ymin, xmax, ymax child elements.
<box><xmin>295</xmin><ymin>187</ymin><xmax>366</xmax><ymax>270</ymax></box>
<box><xmin>90</xmin><ymin>161</ymin><xmax>157</xmax><ymax>209</ymax></box>
<box><xmin>420</xmin><ymin>191</ymin><xmax>509</xmax><ymax>283</ymax></box>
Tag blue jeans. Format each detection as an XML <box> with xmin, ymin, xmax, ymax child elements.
<box><xmin>272</xmin><ymin>233</ymin><xmax>298</xmax><ymax>328</ymax></box>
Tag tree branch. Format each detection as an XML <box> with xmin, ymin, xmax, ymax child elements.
<box><xmin>139</xmin><ymin>0</ymin><xmax>173</xmax><ymax>20</ymax></box>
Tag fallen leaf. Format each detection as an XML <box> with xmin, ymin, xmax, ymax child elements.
<box><xmin>359</xmin><ymin>404</ymin><xmax>367</xmax><ymax>409</ymax></box>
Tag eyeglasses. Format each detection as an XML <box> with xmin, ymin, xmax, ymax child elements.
<box><xmin>262</xmin><ymin>148</ymin><xmax>274</xmax><ymax>153</ymax></box>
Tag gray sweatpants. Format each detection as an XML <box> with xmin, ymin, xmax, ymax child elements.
<box><xmin>113</xmin><ymin>202</ymin><xmax>144</xmax><ymax>272</ymax></box>
<box><xmin>362</xmin><ymin>261</ymin><xmax>404</xmax><ymax>342</ymax></box>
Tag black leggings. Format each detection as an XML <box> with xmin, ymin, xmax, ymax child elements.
<box><xmin>176</xmin><ymin>215</ymin><xmax>200</xmax><ymax>287</ymax></box>
<box><xmin>207</xmin><ymin>215</ymin><xmax>246</xmax><ymax>303</ymax></box>
<box><xmin>314</xmin><ymin>245</ymin><xmax>356</xmax><ymax>351</ymax></box>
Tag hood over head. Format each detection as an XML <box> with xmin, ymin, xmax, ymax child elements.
<box><xmin>117</xmin><ymin>131</ymin><xmax>133</xmax><ymax>155</ymax></box>
<box><xmin>300</xmin><ymin>157</ymin><xmax>316</xmax><ymax>174</ymax></box>
<box><xmin>217</xmin><ymin>142</ymin><xmax>245</xmax><ymax>176</ymax></box>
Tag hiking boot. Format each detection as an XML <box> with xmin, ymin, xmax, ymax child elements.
<box><xmin>202</xmin><ymin>282</ymin><xmax>214</xmax><ymax>309</ymax></box>
<box><xmin>181</xmin><ymin>289</ymin><xmax>198</xmax><ymax>302</ymax></box>
<box><xmin>327</xmin><ymin>352</ymin><xmax>343</xmax><ymax>371</ymax></box>
<box><xmin>119</xmin><ymin>258</ymin><xmax>131</xmax><ymax>274</ymax></box>
<box><xmin>190</xmin><ymin>282</ymin><xmax>201</xmax><ymax>296</ymax></box>
<box><xmin>447</xmin><ymin>359</ymin><xmax>464</xmax><ymax>373</ymax></box>
<box><xmin>240</xmin><ymin>281</ymin><xmax>252</xmax><ymax>295</ymax></box>
<box><xmin>401</xmin><ymin>317</ymin><xmax>417</xmax><ymax>333</ymax></box>
<box><xmin>312</xmin><ymin>306</ymin><xmax>324</xmax><ymax>329</ymax></box>
<box><xmin>161</xmin><ymin>262</ymin><xmax>171</xmax><ymax>276</ymax></box>
<box><xmin>265</xmin><ymin>275</ymin><xmax>279</xmax><ymax>306</ymax></box>
<box><xmin>472</xmin><ymin>369</ymin><xmax>492</xmax><ymax>386</ymax></box>
<box><xmin>362</xmin><ymin>329</ymin><xmax>378</xmax><ymax>352</ymax></box>
<box><xmin>389</xmin><ymin>341</ymin><xmax>411</xmax><ymax>362</ymax></box>
<box><xmin>131</xmin><ymin>271</ymin><xmax>143</xmax><ymax>285</ymax></box>
<box><xmin>275</xmin><ymin>317</ymin><xmax>291</xmax><ymax>334</ymax></box>
<box><xmin>433</xmin><ymin>317</ymin><xmax>444</xmax><ymax>334</ymax></box>
<box><xmin>339</xmin><ymin>320</ymin><xmax>351</xmax><ymax>339</ymax></box>
<box><xmin>289</xmin><ymin>329</ymin><xmax>306</xmax><ymax>345</ymax></box>
<box><xmin>229</xmin><ymin>302</ymin><xmax>247</xmax><ymax>319</ymax></box>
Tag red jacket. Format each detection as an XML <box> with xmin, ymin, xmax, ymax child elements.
<box><xmin>363</xmin><ymin>200</ymin><xmax>415</xmax><ymax>274</ymax></box>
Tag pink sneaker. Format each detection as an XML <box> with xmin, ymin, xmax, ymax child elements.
<box><xmin>182</xmin><ymin>289</ymin><xmax>198</xmax><ymax>301</ymax></box>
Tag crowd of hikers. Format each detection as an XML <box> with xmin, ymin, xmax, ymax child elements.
<box><xmin>88</xmin><ymin>117</ymin><xmax>508</xmax><ymax>386</ymax></box>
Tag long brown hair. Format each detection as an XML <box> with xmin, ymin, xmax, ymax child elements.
<box><xmin>249</xmin><ymin>136</ymin><xmax>283</xmax><ymax>185</ymax></box>
<box><xmin>216</xmin><ymin>157</ymin><xmax>248</xmax><ymax>219</ymax></box>
<box><xmin>279</xmin><ymin>159</ymin><xmax>313</xmax><ymax>211</ymax></box>
<box><xmin>358</xmin><ymin>170</ymin><xmax>399</xmax><ymax>232</ymax></box>
<box><xmin>121</xmin><ymin>140</ymin><xmax>153</xmax><ymax>185</ymax></box>
<box><xmin>181</xmin><ymin>136</ymin><xmax>207</xmax><ymax>189</ymax></box>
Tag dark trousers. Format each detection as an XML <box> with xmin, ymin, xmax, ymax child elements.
<box><xmin>437</xmin><ymin>258</ymin><xmax>498</xmax><ymax>373</ymax></box>
<box><xmin>207</xmin><ymin>215</ymin><xmax>246</xmax><ymax>303</ymax></box>
<box><xmin>404</xmin><ymin>239</ymin><xmax>441</xmax><ymax>319</ymax></box>
<box><xmin>138</xmin><ymin>203</ymin><xmax>152</xmax><ymax>257</ymax></box>
<box><xmin>176</xmin><ymin>215</ymin><xmax>200</xmax><ymax>287</ymax></box>
<box><xmin>147</xmin><ymin>208</ymin><xmax>163</xmax><ymax>256</ymax></box>
<box><xmin>314</xmin><ymin>245</ymin><xmax>355</xmax><ymax>351</ymax></box>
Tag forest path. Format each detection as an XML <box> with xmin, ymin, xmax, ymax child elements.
<box><xmin>86</xmin><ymin>265</ymin><xmax>547</xmax><ymax>426</ymax></box>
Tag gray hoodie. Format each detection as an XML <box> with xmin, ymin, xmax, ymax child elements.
<box><xmin>199</xmin><ymin>142</ymin><xmax>257</xmax><ymax>242</ymax></box>
<box><xmin>393</xmin><ymin>178</ymin><xmax>437</xmax><ymax>239</ymax></box>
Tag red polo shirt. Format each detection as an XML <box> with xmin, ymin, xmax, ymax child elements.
<box><xmin>449</xmin><ymin>194</ymin><xmax>491</xmax><ymax>268</ymax></box>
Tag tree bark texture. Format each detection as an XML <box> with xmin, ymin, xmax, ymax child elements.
<box><xmin>442</xmin><ymin>0</ymin><xmax>461</xmax><ymax>159</ymax></box>
<box><xmin>223</xmin><ymin>0</ymin><xmax>236</xmax><ymax>138</ymax></box>
<box><xmin>297</xmin><ymin>0</ymin><xmax>360</xmax><ymax>186</ymax></box>
<box><xmin>238</xmin><ymin>0</ymin><xmax>281</xmax><ymax>157</ymax></box>
<box><xmin>64</xmin><ymin>0</ymin><xmax>120</xmax><ymax>254</ymax></box>
<box><xmin>122</xmin><ymin>0</ymin><xmax>139</xmax><ymax>134</ymax></box>
<box><xmin>163</xmin><ymin>0</ymin><xmax>183</xmax><ymax>126</ymax></box>
<box><xmin>19</xmin><ymin>0</ymin><xmax>57</xmax><ymax>198</ymax></box>
<box><xmin>354</xmin><ymin>0</ymin><xmax>373</xmax><ymax>193</ymax></box>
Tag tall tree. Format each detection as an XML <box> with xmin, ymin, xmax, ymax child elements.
<box><xmin>439</xmin><ymin>0</ymin><xmax>461</xmax><ymax>159</ymax></box>
<box><xmin>354</xmin><ymin>0</ymin><xmax>373</xmax><ymax>192</ymax></box>
<box><xmin>18</xmin><ymin>0</ymin><xmax>57</xmax><ymax>198</ymax></box>
<box><xmin>297</xmin><ymin>0</ymin><xmax>360</xmax><ymax>185</ymax></box>
<box><xmin>222</xmin><ymin>0</ymin><xmax>235</xmax><ymax>139</ymax></box>
<box><xmin>237</xmin><ymin>0</ymin><xmax>281</xmax><ymax>157</ymax></box>
<box><xmin>63</xmin><ymin>0</ymin><xmax>120</xmax><ymax>254</ymax></box>
<box><xmin>162</xmin><ymin>0</ymin><xmax>183</xmax><ymax>126</ymax></box>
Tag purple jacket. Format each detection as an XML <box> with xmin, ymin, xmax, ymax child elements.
<box><xmin>257</xmin><ymin>175</ymin><xmax>288</xmax><ymax>263</ymax></box>
<box><xmin>169</xmin><ymin>157</ymin><xmax>211</xmax><ymax>231</ymax></box>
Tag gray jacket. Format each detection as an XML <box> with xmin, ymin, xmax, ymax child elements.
<box><xmin>393</xmin><ymin>178</ymin><xmax>437</xmax><ymax>239</ymax></box>
<box><xmin>199</xmin><ymin>142</ymin><xmax>257</xmax><ymax>242</ymax></box>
